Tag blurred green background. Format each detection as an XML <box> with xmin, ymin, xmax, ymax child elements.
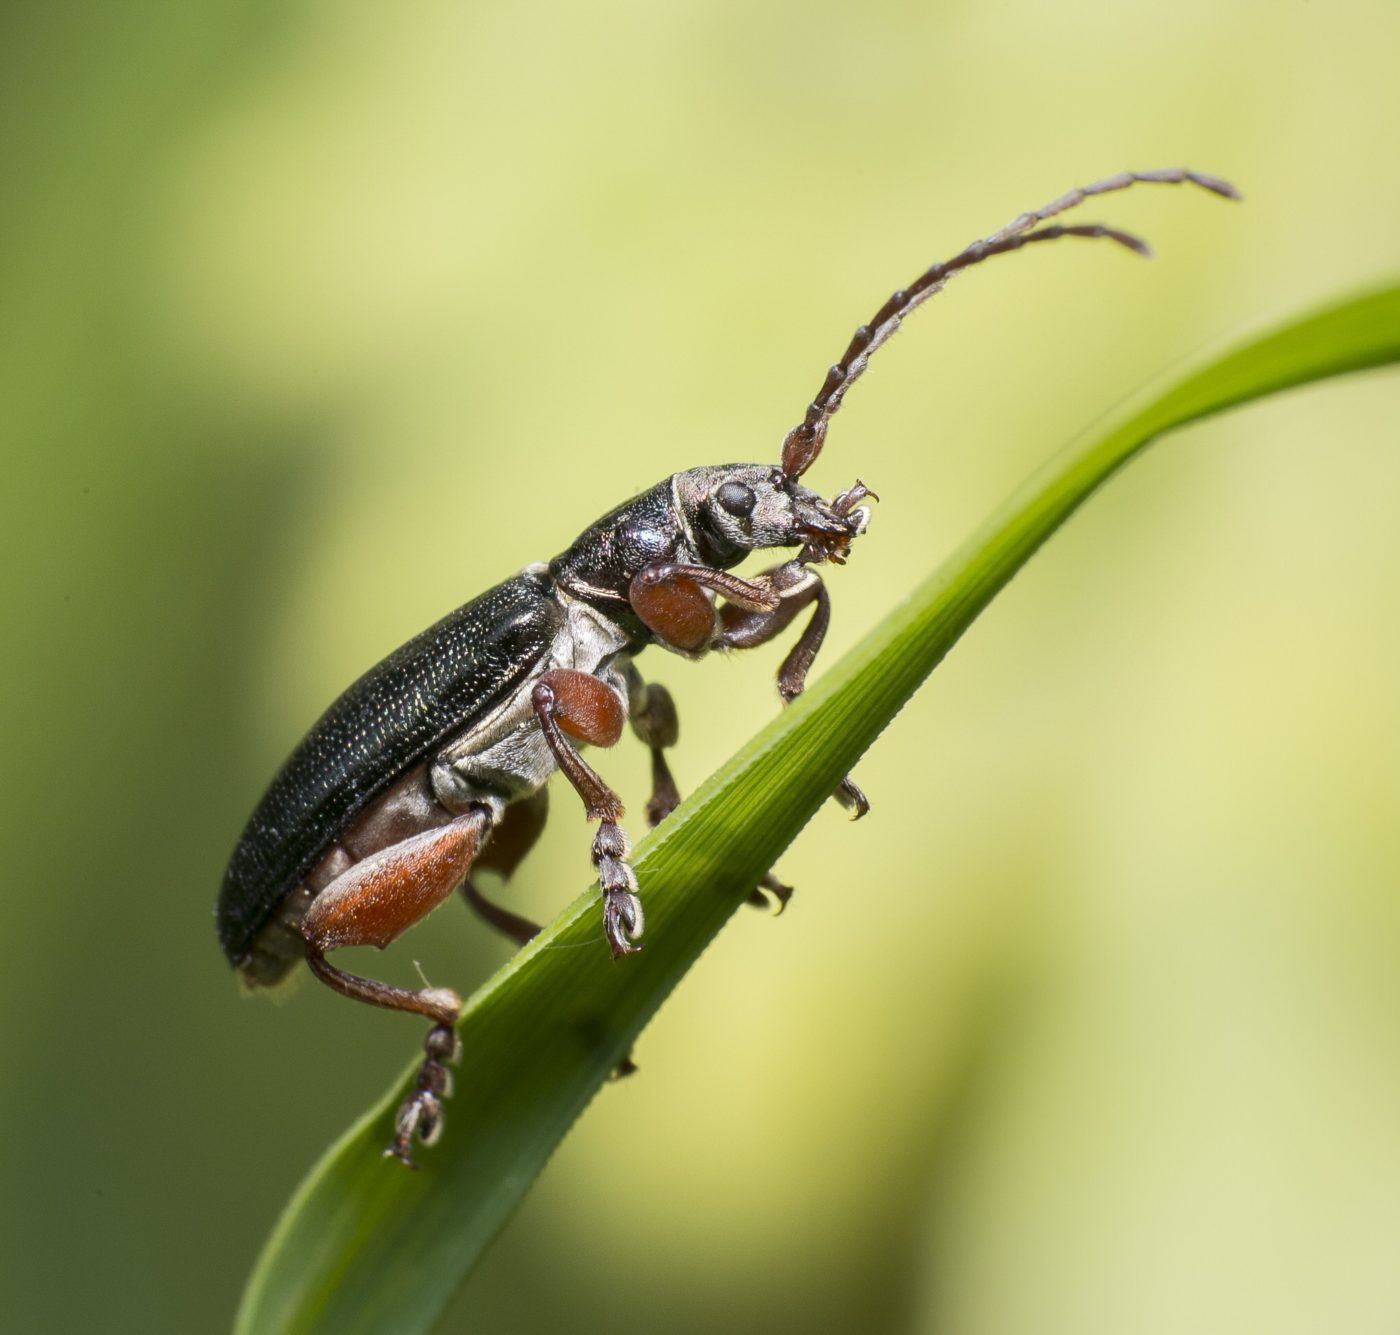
<box><xmin>3</xmin><ymin>2</ymin><xmax>1398</xmax><ymax>1332</ymax></box>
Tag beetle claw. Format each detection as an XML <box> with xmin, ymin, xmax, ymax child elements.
<box><xmin>835</xmin><ymin>777</ymin><xmax>870</xmax><ymax>819</ymax></box>
<box><xmin>604</xmin><ymin>886</ymin><xmax>645</xmax><ymax>956</ymax></box>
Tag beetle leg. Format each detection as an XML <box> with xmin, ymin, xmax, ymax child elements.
<box><xmin>748</xmin><ymin>872</ymin><xmax>796</xmax><ymax>913</ymax></box>
<box><xmin>625</xmin><ymin>663</ymin><xmax>794</xmax><ymax>915</ymax></box>
<box><xmin>299</xmin><ymin>806</ymin><xmax>491</xmax><ymax>1166</ymax></box>
<box><xmin>718</xmin><ymin>560</ymin><xmax>869</xmax><ymax>819</ymax></box>
<box><xmin>461</xmin><ymin>788</ymin><xmax>549</xmax><ymax>947</ymax></box>
<box><xmin>458</xmin><ymin>785</ymin><xmax>639</xmax><ymax>1078</ymax></box>
<box><xmin>628</xmin><ymin>561</ymin><xmax>780</xmax><ymax>654</ymax></box>
<box><xmin>626</xmin><ymin>665</ymin><xmax>681</xmax><ymax>825</ymax></box>
<box><xmin>531</xmin><ymin>668</ymin><xmax>643</xmax><ymax>957</ymax></box>
<box><xmin>462</xmin><ymin>880</ymin><xmax>541</xmax><ymax>948</ymax></box>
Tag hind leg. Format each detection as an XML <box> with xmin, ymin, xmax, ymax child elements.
<box><xmin>300</xmin><ymin>805</ymin><xmax>492</xmax><ymax>1166</ymax></box>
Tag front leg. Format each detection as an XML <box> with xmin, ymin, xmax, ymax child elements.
<box><xmin>626</xmin><ymin>662</ymin><xmax>794</xmax><ymax>912</ymax></box>
<box><xmin>717</xmin><ymin>560</ymin><xmax>869</xmax><ymax>816</ymax></box>
<box><xmin>628</xmin><ymin>558</ymin><xmax>830</xmax><ymax>815</ymax></box>
<box><xmin>531</xmin><ymin>668</ymin><xmax>643</xmax><ymax>956</ymax></box>
<box><xmin>629</xmin><ymin>561</ymin><xmax>779</xmax><ymax>654</ymax></box>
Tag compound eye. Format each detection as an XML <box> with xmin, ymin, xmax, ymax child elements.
<box><xmin>715</xmin><ymin>481</ymin><xmax>756</xmax><ymax>518</ymax></box>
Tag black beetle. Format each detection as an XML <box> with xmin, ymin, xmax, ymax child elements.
<box><xmin>218</xmin><ymin>168</ymin><xmax>1237</xmax><ymax>1165</ymax></box>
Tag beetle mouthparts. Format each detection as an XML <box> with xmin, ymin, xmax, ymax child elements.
<box><xmin>797</xmin><ymin>479</ymin><xmax>877</xmax><ymax>565</ymax></box>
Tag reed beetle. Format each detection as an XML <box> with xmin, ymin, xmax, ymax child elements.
<box><xmin>218</xmin><ymin>168</ymin><xmax>1237</xmax><ymax>1165</ymax></box>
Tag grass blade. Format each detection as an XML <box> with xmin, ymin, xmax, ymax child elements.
<box><xmin>237</xmin><ymin>281</ymin><xmax>1400</xmax><ymax>1335</ymax></box>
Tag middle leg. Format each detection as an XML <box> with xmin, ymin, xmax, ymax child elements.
<box><xmin>531</xmin><ymin>667</ymin><xmax>643</xmax><ymax>957</ymax></box>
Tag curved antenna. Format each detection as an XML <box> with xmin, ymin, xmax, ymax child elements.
<box><xmin>780</xmin><ymin>168</ymin><xmax>1240</xmax><ymax>479</ymax></box>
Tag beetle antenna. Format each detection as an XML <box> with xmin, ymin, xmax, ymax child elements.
<box><xmin>780</xmin><ymin>168</ymin><xmax>1241</xmax><ymax>478</ymax></box>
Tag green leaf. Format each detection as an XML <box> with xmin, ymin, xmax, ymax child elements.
<box><xmin>237</xmin><ymin>281</ymin><xmax>1400</xmax><ymax>1335</ymax></box>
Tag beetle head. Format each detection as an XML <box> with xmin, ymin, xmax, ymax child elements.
<box><xmin>678</xmin><ymin>464</ymin><xmax>873</xmax><ymax>568</ymax></box>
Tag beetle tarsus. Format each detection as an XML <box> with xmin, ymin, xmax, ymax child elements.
<box><xmin>596</xmin><ymin>821</ymin><xmax>644</xmax><ymax>954</ymax></box>
<box><xmin>386</xmin><ymin>1023</ymin><xmax>459</xmax><ymax>1168</ymax></box>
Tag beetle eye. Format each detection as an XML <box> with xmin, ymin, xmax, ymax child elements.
<box><xmin>715</xmin><ymin>481</ymin><xmax>756</xmax><ymax>518</ymax></box>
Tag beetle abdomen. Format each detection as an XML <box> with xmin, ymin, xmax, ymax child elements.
<box><xmin>217</xmin><ymin>569</ymin><xmax>562</xmax><ymax>966</ymax></box>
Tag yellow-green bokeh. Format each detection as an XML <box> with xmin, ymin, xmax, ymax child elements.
<box><xmin>3</xmin><ymin>3</ymin><xmax>1398</xmax><ymax>1332</ymax></box>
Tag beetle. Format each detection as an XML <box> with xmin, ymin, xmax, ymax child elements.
<box><xmin>218</xmin><ymin>168</ymin><xmax>1237</xmax><ymax>1166</ymax></box>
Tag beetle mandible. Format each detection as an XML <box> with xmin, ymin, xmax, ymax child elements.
<box><xmin>218</xmin><ymin>168</ymin><xmax>1238</xmax><ymax>1166</ymax></box>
